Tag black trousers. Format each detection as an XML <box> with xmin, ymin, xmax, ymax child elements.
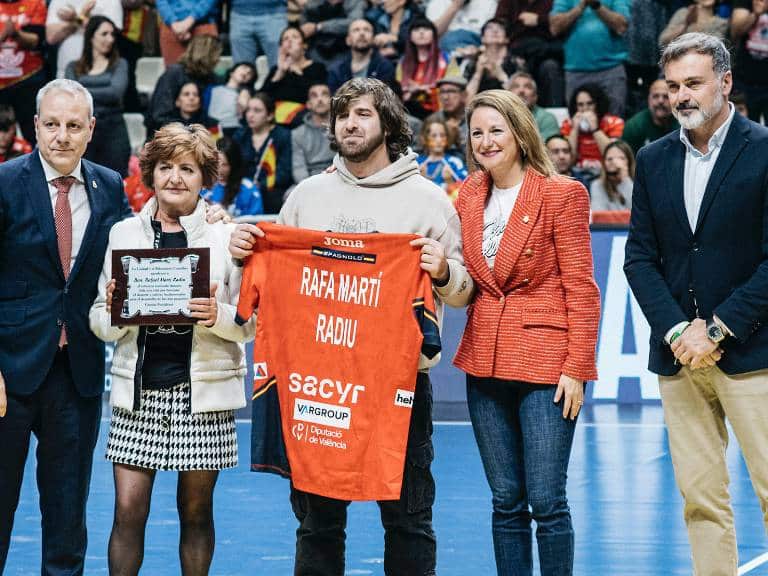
<box><xmin>291</xmin><ymin>372</ymin><xmax>437</xmax><ymax>576</ymax></box>
<box><xmin>0</xmin><ymin>350</ymin><xmax>102</xmax><ymax>576</ymax></box>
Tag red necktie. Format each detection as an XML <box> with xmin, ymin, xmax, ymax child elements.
<box><xmin>52</xmin><ymin>176</ymin><xmax>76</xmax><ymax>347</ymax></box>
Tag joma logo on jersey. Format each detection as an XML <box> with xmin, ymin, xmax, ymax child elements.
<box><xmin>324</xmin><ymin>237</ymin><xmax>365</xmax><ymax>248</ymax></box>
<box><xmin>294</xmin><ymin>399</ymin><xmax>351</xmax><ymax>429</ymax></box>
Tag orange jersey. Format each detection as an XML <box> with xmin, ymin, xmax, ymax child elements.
<box><xmin>237</xmin><ymin>223</ymin><xmax>440</xmax><ymax>501</ymax></box>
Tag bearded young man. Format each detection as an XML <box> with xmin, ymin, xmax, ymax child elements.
<box><xmin>624</xmin><ymin>32</ymin><xmax>768</xmax><ymax>575</ymax></box>
<box><xmin>230</xmin><ymin>77</ymin><xmax>472</xmax><ymax>576</ymax></box>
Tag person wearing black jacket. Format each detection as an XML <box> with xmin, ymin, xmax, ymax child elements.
<box><xmin>328</xmin><ymin>18</ymin><xmax>395</xmax><ymax>93</ymax></box>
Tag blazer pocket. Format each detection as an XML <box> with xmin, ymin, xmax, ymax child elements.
<box><xmin>522</xmin><ymin>308</ymin><xmax>568</xmax><ymax>330</ymax></box>
<box><xmin>0</xmin><ymin>281</ymin><xmax>27</xmax><ymax>300</ymax></box>
<box><xmin>0</xmin><ymin>308</ymin><xmax>26</xmax><ymax>325</ymax></box>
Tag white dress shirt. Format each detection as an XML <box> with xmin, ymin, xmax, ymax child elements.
<box><xmin>40</xmin><ymin>152</ymin><xmax>91</xmax><ymax>271</ymax></box>
<box><xmin>679</xmin><ymin>102</ymin><xmax>736</xmax><ymax>231</ymax></box>
<box><xmin>664</xmin><ymin>103</ymin><xmax>736</xmax><ymax>344</ymax></box>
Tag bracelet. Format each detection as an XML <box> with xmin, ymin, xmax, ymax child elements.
<box><xmin>669</xmin><ymin>322</ymin><xmax>691</xmax><ymax>345</ymax></box>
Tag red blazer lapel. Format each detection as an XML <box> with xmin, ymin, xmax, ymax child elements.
<box><xmin>492</xmin><ymin>169</ymin><xmax>544</xmax><ymax>287</ymax></box>
<box><xmin>460</xmin><ymin>171</ymin><xmax>502</xmax><ymax>297</ymax></box>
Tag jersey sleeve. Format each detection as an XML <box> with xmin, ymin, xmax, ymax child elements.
<box><xmin>235</xmin><ymin>253</ymin><xmax>263</xmax><ymax>325</ymax></box>
<box><xmin>412</xmin><ymin>271</ymin><xmax>441</xmax><ymax>359</ymax></box>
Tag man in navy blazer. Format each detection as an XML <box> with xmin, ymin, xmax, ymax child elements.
<box><xmin>0</xmin><ymin>79</ymin><xmax>131</xmax><ymax>575</ymax></box>
<box><xmin>624</xmin><ymin>33</ymin><xmax>768</xmax><ymax>575</ymax></box>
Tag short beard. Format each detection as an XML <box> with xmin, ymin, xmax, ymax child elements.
<box><xmin>338</xmin><ymin>129</ymin><xmax>386</xmax><ymax>163</ymax></box>
<box><xmin>674</xmin><ymin>91</ymin><xmax>724</xmax><ymax>130</ymax></box>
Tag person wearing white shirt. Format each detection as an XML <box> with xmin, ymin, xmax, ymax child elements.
<box><xmin>625</xmin><ymin>33</ymin><xmax>768</xmax><ymax>576</ymax></box>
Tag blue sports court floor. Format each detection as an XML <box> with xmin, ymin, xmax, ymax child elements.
<box><xmin>5</xmin><ymin>404</ymin><xmax>768</xmax><ymax>575</ymax></box>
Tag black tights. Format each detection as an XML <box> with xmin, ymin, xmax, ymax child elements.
<box><xmin>108</xmin><ymin>464</ymin><xmax>219</xmax><ymax>575</ymax></box>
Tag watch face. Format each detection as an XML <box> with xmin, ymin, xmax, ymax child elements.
<box><xmin>708</xmin><ymin>324</ymin><xmax>724</xmax><ymax>341</ymax></box>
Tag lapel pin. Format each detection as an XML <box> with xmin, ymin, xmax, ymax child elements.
<box><xmin>92</xmin><ymin>180</ymin><xmax>98</xmax><ymax>188</ymax></box>
<box><xmin>522</xmin><ymin>215</ymin><xmax>530</xmax><ymax>224</ymax></box>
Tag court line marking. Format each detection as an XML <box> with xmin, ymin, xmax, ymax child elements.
<box><xmin>738</xmin><ymin>551</ymin><xmax>768</xmax><ymax>575</ymax></box>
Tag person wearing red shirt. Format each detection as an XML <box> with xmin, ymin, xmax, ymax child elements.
<box><xmin>0</xmin><ymin>0</ymin><xmax>47</xmax><ymax>145</ymax></box>
<box><xmin>560</xmin><ymin>82</ymin><xmax>624</xmax><ymax>182</ymax></box>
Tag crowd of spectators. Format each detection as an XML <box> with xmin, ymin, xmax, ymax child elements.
<box><xmin>2</xmin><ymin>0</ymin><xmax>767</xmax><ymax>217</ymax></box>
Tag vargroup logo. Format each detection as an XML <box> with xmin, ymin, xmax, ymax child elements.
<box><xmin>394</xmin><ymin>389</ymin><xmax>414</xmax><ymax>408</ymax></box>
<box><xmin>324</xmin><ymin>236</ymin><xmax>365</xmax><ymax>248</ymax></box>
<box><xmin>291</xmin><ymin>422</ymin><xmax>306</xmax><ymax>441</ymax></box>
<box><xmin>253</xmin><ymin>362</ymin><xmax>269</xmax><ymax>380</ymax></box>
<box><xmin>294</xmin><ymin>398</ymin><xmax>351</xmax><ymax>429</ymax></box>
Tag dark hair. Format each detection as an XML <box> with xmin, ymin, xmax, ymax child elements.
<box><xmin>249</xmin><ymin>91</ymin><xmax>276</xmax><ymax>117</ymax></box>
<box><xmin>174</xmin><ymin>82</ymin><xmax>202</xmax><ymax>115</ymax></box>
<box><xmin>74</xmin><ymin>15</ymin><xmax>119</xmax><ymax>77</ymax></box>
<box><xmin>0</xmin><ymin>104</ymin><xmax>16</xmax><ymax>131</ymax></box>
<box><xmin>599</xmin><ymin>140</ymin><xmax>635</xmax><ymax>205</ymax></box>
<box><xmin>227</xmin><ymin>61</ymin><xmax>256</xmax><ymax>87</ymax></box>
<box><xmin>730</xmin><ymin>90</ymin><xmax>747</xmax><ymax>107</ymax></box>
<box><xmin>280</xmin><ymin>24</ymin><xmax>306</xmax><ymax>45</ymax></box>
<box><xmin>329</xmin><ymin>78</ymin><xmax>412</xmax><ymax>162</ymax></box>
<box><xmin>400</xmin><ymin>18</ymin><xmax>442</xmax><ymax>91</ymax></box>
<box><xmin>568</xmin><ymin>83</ymin><xmax>610</xmax><ymax>119</ymax></box>
<box><xmin>216</xmin><ymin>137</ymin><xmax>244</xmax><ymax>207</ymax></box>
<box><xmin>545</xmin><ymin>134</ymin><xmax>569</xmax><ymax>147</ymax></box>
<box><xmin>481</xmin><ymin>17</ymin><xmax>509</xmax><ymax>37</ymax></box>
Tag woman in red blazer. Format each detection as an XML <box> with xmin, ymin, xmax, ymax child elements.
<box><xmin>455</xmin><ymin>90</ymin><xmax>600</xmax><ymax>576</ymax></box>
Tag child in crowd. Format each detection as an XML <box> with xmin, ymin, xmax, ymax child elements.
<box><xmin>202</xmin><ymin>137</ymin><xmax>264</xmax><ymax>217</ymax></box>
<box><xmin>416</xmin><ymin>115</ymin><xmax>467</xmax><ymax>202</ymax></box>
<box><xmin>207</xmin><ymin>62</ymin><xmax>257</xmax><ymax>138</ymax></box>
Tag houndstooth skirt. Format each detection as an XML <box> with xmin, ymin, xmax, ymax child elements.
<box><xmin>106</xmin><ymin>381</ymin><xmax>238</xmax><ymax>471</ymax></box>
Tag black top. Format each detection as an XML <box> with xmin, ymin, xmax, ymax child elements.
<box><xmin>141</xmin><ymin>229</ymin><xmax>194</xmax><ymax>390</ymax></box>
<box><xmin>262</xmin><ymin>61</ymin><xmax>328</xmax><ymax>104</ymax></box>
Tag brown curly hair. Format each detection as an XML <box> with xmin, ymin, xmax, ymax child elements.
<box><xmin>329</xmin><ymin>78</ymin><xmax>412</xmax><ymax>162</ymax></box>
<box><xmin>139</xmin><ymin>123</ymin><xmax>219</xmax><ymax>190</ymax></box>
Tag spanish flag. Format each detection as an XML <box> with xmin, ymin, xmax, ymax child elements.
<box><xmin>274</xmin><ymin>100</ymin><xmax>305</xmax><ymax>127</ymax></box>
<box><xmin>259</xmin><ymin>140</ymin><xmax>277</xmax><ymax>191</ymax></box>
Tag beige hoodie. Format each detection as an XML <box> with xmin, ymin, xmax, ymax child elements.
<box><xmin>279</xmin><ymin>151</ymin><xmax>474</xmax><ymax>370</ymax></box>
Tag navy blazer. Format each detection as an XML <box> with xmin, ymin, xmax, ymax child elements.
<box><xmin>0</xmin><ymin>151</ymin><xmax>131</xmax><ymax>397</ymax></box>
<box><xmin>624</xmin><ymin>112</ymin><xmax>768</xmax><ymax>376</ymax></box>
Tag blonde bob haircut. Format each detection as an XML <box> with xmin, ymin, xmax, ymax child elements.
<box><xmin>140</xmin><ymin>123</ymin><xmax>219</xmax><ymax>190</ymax></box>
<box><xmin>465</xmin><ymin>89</ymin><xmax>555</xmax><ymax>177</ymax></box>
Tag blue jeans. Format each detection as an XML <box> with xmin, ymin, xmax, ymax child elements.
<box><xmin>466</xmin><ymin>375</ymin><xmax>577</xmax><ymax>576</ymax></box>
<box><xmin>229</xmin><ymin>10</ymin><xmax>286</xmax><ymax>68</ymax></box>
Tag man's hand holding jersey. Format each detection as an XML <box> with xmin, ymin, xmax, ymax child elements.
<box><xmin>410</xmin><ymin>237</ymin><xmax>450</xmax><ymax>285</ymax></box>
<box><xmin>229</xmin><ymin>223</ymin><xmax>266</xmax><ymax>259</ymax></box>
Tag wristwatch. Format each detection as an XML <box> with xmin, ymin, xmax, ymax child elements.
<box><xmin>706</xmin><ymin>318</ymin><xmax>725</xmax><ymax>344</ymax></box>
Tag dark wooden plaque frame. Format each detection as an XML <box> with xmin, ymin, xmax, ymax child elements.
<box><xmin>111</xmin><ymin>248</ymin><xmax>210</xmax><ymax>326</ymax></box>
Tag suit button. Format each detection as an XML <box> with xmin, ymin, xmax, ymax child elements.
<box><xmin>522</xmin><ymin>215</ymin><xmax>530</xmax><ymax>224</ymax></box>
<box><xmin>522</xmin><ymin>278</ymin><xmax>530</xmax><ymax>285</ymax></box>
<box><xmin>56</xmin><ymin>318</ymin><xmax>63</xmax><ymax>326</ymax></box>
<box><xmin>524</xmin><ymin>248</ymin><xmax>533</xmax><ymax>257</ymax></box>
<box><xmin>499</xmin><ymin>296</ymin><xmax>505</xmax><ymax>304</ymax></box>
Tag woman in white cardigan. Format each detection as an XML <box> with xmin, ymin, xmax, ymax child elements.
<box><xmin>89</xmin><ymin>123</ymin><xmax>255</xmax><ymax>576</ymax></box>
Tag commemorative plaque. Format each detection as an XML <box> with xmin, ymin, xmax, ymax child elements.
<box><xmin>111</xmin><ymin>248</ymin><xmax>210</xmax><ymax>326</ymax></box>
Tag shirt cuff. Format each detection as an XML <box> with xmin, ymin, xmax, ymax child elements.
<box><xmin>665</xmin><ymin>321</ymin><xmax>690</xmax><ymax>345</ymax></box>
